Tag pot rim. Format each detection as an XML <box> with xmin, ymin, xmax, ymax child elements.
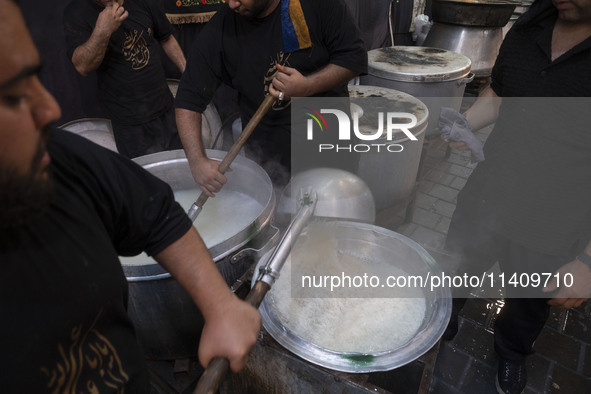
<box><xmin>123</xmin><ymin>149</ymin><xmax>275</xmax><ymax>273</ymax></box>
<box><xmin>256</xmin><ymin>220</ymin><xmax>452</xmax><ymax>373</ymax></box>
<box><xmin>367</xmin><ymin>46</ymin><xmax>472</xmax><ymax>83</ymax></box>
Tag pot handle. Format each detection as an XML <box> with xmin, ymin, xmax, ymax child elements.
<box><xmin>457</xmin><ymin>72</ymin><xmax>475</xmax><ymax>87</ymax></box>
<box><xmin>229</xmin><ymin>225</ymin><xmax>280</xmax><ymax>264</ymax></box>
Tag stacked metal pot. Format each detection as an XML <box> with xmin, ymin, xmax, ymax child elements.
<box><xmin>423</xmin><ymin>0</ymin><xmax>520</xmax><ymax>92</ymax></box>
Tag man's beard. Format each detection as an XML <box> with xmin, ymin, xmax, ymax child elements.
<box><xmin>0</xmin><ymin>127</ymin><xmax>54</xmax><ymax>230</ymax></box>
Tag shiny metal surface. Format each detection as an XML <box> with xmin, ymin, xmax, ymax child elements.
<box><xmin>123</xmin><ymin>149</ymin><xmax>276</xmax><ymax>360</ymax></box>
<box><xmin>348</xmin><ymin>85</ymin><xmax>428</xmax><ymax>211</ymax></box>
<box><xmin>59</xmin><ymin>118</ymin><xmax>118</xmax><ymax>153</ymax></box>
<box><xmin>364</xmin><ymin>46</ymin><xmax>472</xmax><ymax>83</ymax></box>
<box><xmin>423</xmin><ymin>22</ymin><xmax>504</xmax><ymax>77</ymax></box>
<box><xmin>131</xmin><ymin>149</ymin><xmax>275</xmax><ymax>263</ymax></box>
<box><xmin>257</xmin><ymin>190</ymin><xmax>317</xmax><ymax>287</ymax></box>
<box><xmin>277</xmin><ymin>167</ymin><xmax>376</xmax><ymax>224</ymax></box>
<box><xmin>432</xmin><ymin>0</ymin><xmax>518</xmax><ymax>27</ymax></box>
<box><xmin>253</xmin><ymin>221</ymin><xmax>452</xmax><ymax>373</ymax></box>
<box><xmin>361</xmin><ymin>47</ymin><xmax>472</xmax><ymax>137</ymax></box>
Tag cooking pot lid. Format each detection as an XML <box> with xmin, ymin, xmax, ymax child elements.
<box><xmin>348</xmin><ymin>85</ymin><xmax>429</xmax><ymax>141</ymax></box>
<box><xmin>367</xmin><ymin>46</ymin><xmax>472</xmax><ymax>83</ymax></box>
<box><xmin>348</xmin><ymin>85</ymin><xmax>429</xmax><ymax>125</ymax></box>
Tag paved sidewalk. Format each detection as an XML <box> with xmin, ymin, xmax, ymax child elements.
<box><xmin>394</xmin><ymin>125</ymin><xmax>591</xmax><ymax>394</ymax></box>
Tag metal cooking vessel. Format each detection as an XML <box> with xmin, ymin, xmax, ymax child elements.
<box><xmin>348</xmin><ymin>85</ymin><xmax>429</xmax><ymax>211</ymax></box>
<box><xmin>253</xmin><ymin>221</ymin><xmax>452</xmax><ymax>373</ymax></box>
<box><xmin>423</xmin><ymin>23</ymin><xmax>504</xmax><ymax>77</ymax></box>
<box><xmin>360</xmin><ymin>46</ymin><xmax>473</xmax><ymax>136</ymax></box>
<box><xmin>59</xmin><ymin>118</ymin><xmax>118</xmax><ymax>153</ymax></box>
<box><xmin>432</xmin><ymin>0</ymin><xmax>519</xmax><ymax>27</ymax></box>
<box><xmin>123</xmin><ymin>149</ymin><xmax>277</xmax><ymax>359</ymax></box>
<box><xmin>277</xmin><ymin>168</ymin><xmax>376</xmax><ymax>225</ymax></box>
<box><xmin>131</xmin><ymin>149</ymin><xmax>275</xmax><ymax>261</ymax></box>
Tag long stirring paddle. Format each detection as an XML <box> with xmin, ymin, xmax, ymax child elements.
<box><xmin>187</xmin><ymin>94</ymin><xmax>277</xmax><ymax>221</ymax></box>
<box><xmin>193</xmin><ymin>190</ymin><xmax>317</xmax><ymax>394</ymax></box>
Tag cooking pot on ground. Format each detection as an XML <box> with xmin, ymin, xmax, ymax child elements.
<box><xmin>347</xmin><ymin>85</ymin><xmax>429</xmax><ymax>212</ymax></box>
<box><xmin>123</xmin><ymin>149</ymin><xmax>277</xmax><ymax>360</ymax></box>
<box><xmin>253</xmin><ymin>220</ymin><xmax>452</xmax><ymax>373</ymax></box>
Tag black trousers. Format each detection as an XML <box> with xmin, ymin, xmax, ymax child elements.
<box><xmin>446</xmin><ymin>205</ymin><xmax>572</xmax><ymax>361</ymax></box>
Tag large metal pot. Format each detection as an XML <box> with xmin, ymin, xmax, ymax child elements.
<box><xmin>360</xmin><ymin>46</ymin><xmax>473</xmax><ymax>136</ymax></box>
<box><xmin>59</xmin><ymin>118</ymin><xmax>118</xmax><ymax>153</ymax></box>
<box><xmin>432</xmin><ymin>0</ymin><xmax>519</xmax><ymax>27</ymax></box>
<box><xmin>347</xmin><ymin>85</ymin><xmax>429</xmax><ymax>212</ymax></box>
<box><xmin>123</xmin><ymin>149</ymin><xmax>277</xmax><ymax>360</ymax></box>
<box><xmin>503</xmin><ymin>1</ymin><xmax>533</xmax><ymax>37</ymax></box>
<box><xmin>423</xmin><ymin>23</ymin><xmax>504</xmax><ymax>77</ymax></box>
<box><xmin>277</xmin><ymin>168</ymin><xmax>376</xmax><ymax>225</ymax></box>
<box><xmin>254</xmin><ymin>221</ymin><xmax>452</xmax><ymax>373</ymax></box>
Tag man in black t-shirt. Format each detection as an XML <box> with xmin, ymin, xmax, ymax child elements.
<box><xmin>443</xmin><ymin>1</ymin><xmax>591</xmax><ymax>393</ymax></box>
<box><xmin>0</xmin><ymin>1</ymin><xmax>260</xmax><ymax>392</ymax></box>
<box><xmin>63</xmin><ymin>0</ymin><xmax>187</xmax><ymax>158</ymax></box>
<box><xmin>175</xmin><ymin>0</ymin><xmax>367</xmax><ymax>196</ymax></box>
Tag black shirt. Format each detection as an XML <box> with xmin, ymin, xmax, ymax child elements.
<box><xmin>0</xmin><ymin>129</ymin><xmax>192</xmax><ymax>392</ymax></box>
<box><xmin>64</xmin><ymin>0</ymin><xmax>174</xmax><ymax>125</ymax></box>
<box><xmin>175</xmin><ymin>0</ymin><xmax>367</xmax><ymax>135</ymax></box>
<box><xmin>456</xmin><ymin>7</ymin><xmax>591</xmax><ymax>256</ymax></box>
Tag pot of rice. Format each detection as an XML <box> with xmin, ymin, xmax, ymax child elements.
<box><xmin>253</xmin><ymin>220</ymin><xmax>451</xmax><ymax>373</ymax></box>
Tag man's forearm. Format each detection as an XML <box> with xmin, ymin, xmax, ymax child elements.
<box><xmin>464</xmin><ymin>86</ymin><xmax>502</xmax><ymax>131</ymax></box>
<box><xmin>71</xmin><ymin>29</ymin><xmax>111</xmax><ymax>76</ymax></box>
<box><xmin>305</xmin><ymin>64</ymin><xmax>358</xmax><ymax>96</ymax></box>
<box><xmin>176</xmin><ymin>108</ymin><xmax>205</xmax><ymax>161</ymax></box>
<box><xmin>154</xmin><ymin>228</ymin><xmax>235</xmax><ymax>319</ymax></box>
<box><xmin>161</xmin><ymin>35</ymin><xmax>186</xmax><ymax>73</ymax></box>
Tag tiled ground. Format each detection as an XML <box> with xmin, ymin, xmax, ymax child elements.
<box><xmin>394</xmin><ymin>124</ymin><xmax>591</xmax><ymax>393</ymax></box>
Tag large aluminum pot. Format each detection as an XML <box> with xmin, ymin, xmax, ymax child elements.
<box><xmin>432</xmin><ymin>0</ymin><xmax>519</xmax><ymax>27</ymax></box>
<box><xmin>254</xmin><ymin>221</ymin><xmax>452</xmax><ymax>373</ymax></box>
<box><xmin>59</xmin><ymin>118</ymin><xmax>118</xmax><ymax>153</ymax></box>
<box><xmin>360</xmin><ymin>46</ymin><xmax>473</xmax><ymax>136</ymax></box>
<box><xmin>423</xmin><ymin>23</ymin><xmax>504</xmax><ymax>77</ymax></box>
<box><xmin>348</xmin><ymin>85</ymin><xmax>429</xmax><ymax>212</ymax></box>
<box><xmin>277</xmin><ymin>168</ymin><xmax>376</xmax><ymax>225</ymax></box>
<box><xmin>503</xmin><ymin>1</ymin><xmax>533</xmax><ymax>37</ymax></box>
<box><xmin>123</xmin><ymin>149</ymin><xmax>277</xmax><ymax>360</ymax></box>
